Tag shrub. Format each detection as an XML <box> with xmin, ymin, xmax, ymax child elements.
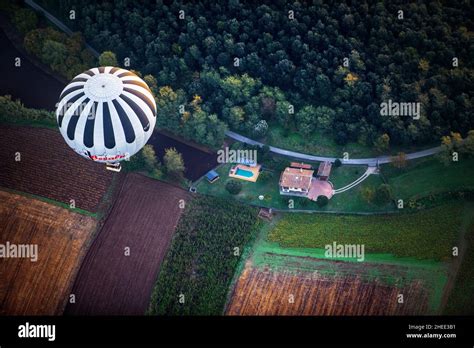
<box><xmin>258</xmin><ymin>170</ymin><xmax>273</xmax><ymax>183</ymax></box>
<box><xmin>334</xmin><ymin>159</ymin><xmax>342</xmax><ymax>167</ymax></box>
<box><xmin>360</xmin><ymin>187</ymin><xmax>375</xmax><ymax>203</ymax></box>
<box><xmin>374</xmin><ymin>184</ymin><xmax>393</xmax><ymax>205</ymax></box>
<box><xmin>0</xmin><ymin>95</ymin><xmax>55</xmax><ymax>126</ymax></box>
<box><xmin>225</xmin><ymin>180</ymin><xmax>242</xmax><ymax>194</ymax></box>
<box><xmin>316</xmin><ymin>195</ymin><xmax>329</xmax><ymax>207</ymax></box>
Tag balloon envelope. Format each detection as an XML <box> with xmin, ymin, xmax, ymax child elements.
<box><xmin>56</xmin><ymin>67</ymin><xmax>156</xmax><ymax>163</ymax></box>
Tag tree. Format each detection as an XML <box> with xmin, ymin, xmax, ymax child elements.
<box><xmin>141</xmin><ymin>145</ymin><xmax>160</xmax><ymax>173</ymax></box>
<box><xmin>253</xmin><ymin>119</ymin><xmax>268</xmax><ymax>138</ymax></box>
<box><xmin>296</xmin><ymin>105</ymin><xmax>317</xmax><ymax>137</ymax></box>
<box><xmin>276</xmin><ymin>101</ymin><xmax>293</xmax><ymax>128</ymax></box>
<box><xmin>374</xmin><ymin>184</ymin><xmax>392</xmax><ymax>205</ymax></box>
<box><xmin>374</xmin><ymin>133</ymin><xmax>390</xmax><ymax>154</ymax></box>
<box><xmin>314</xmin><ymin>106</ymin><xmax>336</xmax><ymax>131</ymax></box>
<box><xmin>144</xmin><ymin>75</ymin><xmax>158</xmax><ymax>94</ymax></box>
<box><xmin>438</xmin><ymin>135</ymin><xmax>454</xmax><ymax>166</ymax></box>
<box><xmin>360</xmin><ymin>187</ymin><xmax>375</xmax><ymax>203</ymax></box>
<box><xmin>225</xmin><ymin>180</ymin><xmax>242</xmax><ymax>194</ymax></box>
<box><xmin>164</xmin><ymin>148</ymin><xmax>185</xmax><ymax>177</ymax></box>
<box><xmin>99</xmin><ymin>51</ymin><xmax>118</xmax><ymax>66</ymax></box>
<box><xmin>316</xmin><ymin>195</ymin><xmax>329</xmax><ymax>207</ymax></box>
<box><xmin>41</xmin><ymin>40</ymin><xmax>68</xmax><ymax>67</ymax></box>
<box><xmin>463</xmin><ymin>130</ymin><xmax>474</xmax><ymax>156</ymax></box>
<box><xmin>334</xmin><ymin>159</ymin><xmax>342</xmax><ymax>167</ymax></box>
<box><xmin>12</xmin><ymin>8</ymin><xmax>38</xmax><ymax>34</ymax></box>
<box><xmin>315</xmin><ymin>74</ymin><xmax>332</xmax><ymax>102</ymax></box>
<box><xmin>155</xmin><ymin>86</ymin><xmax>185</xmax><ymax>131</ymax></box>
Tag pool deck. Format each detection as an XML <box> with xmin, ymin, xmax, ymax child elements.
<box><xmin>229</xmin><ymin>164</ymin><xmax>261</xmax><ymax>182</ymax></box>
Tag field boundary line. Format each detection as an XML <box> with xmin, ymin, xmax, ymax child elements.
<box><xmin>0</xmin><ymin>186</ymin><xmax>96</xmax><ymax>217</ymax></box>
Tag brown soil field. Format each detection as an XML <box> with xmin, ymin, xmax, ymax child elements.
<box><xmin>0</xmin><ymin>190</ymin><xmax>97</xmax><ymax>315</ymax></box>
<box><xmin>226</xmin><ymin>262</ymin><xmax>429</xmax><ymax>315</ymax></box>
<box><xmin>65</xmin><ymin>173</ymin><xmax>190</xmax><ymax>315</ymax></box>
<box><xmin>0</xmin><ymin>125</ymin><xmax>114</xmax><ymax>212</ymax></box>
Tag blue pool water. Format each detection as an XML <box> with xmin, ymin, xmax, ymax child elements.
<box><xmin>236</xmin><ymin>168</ymin><xmax>254</xmax><ymax>178</ymax></box>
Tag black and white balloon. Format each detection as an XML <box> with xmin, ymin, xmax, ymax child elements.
<box><xmin>56</xmin><ymin>67</ymin><xmax>156</xmax><ymax>163</ymax></box>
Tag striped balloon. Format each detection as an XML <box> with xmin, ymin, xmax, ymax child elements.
<box><xmin>56</xmin><ymin>67</ymin><xmax>156</xmax><ymax>163</ymax></box>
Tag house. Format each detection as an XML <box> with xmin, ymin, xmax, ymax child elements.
<box><xmin>279</xmin><ymin>167</ymin><xmax>314</xmax><ymax>195</ymax></box>
<box><xmin>290</xmin><ymin>162</ymin><xmax>313</xmax><ymax>170</ymax></box>
<box><xmin>317</xmin><ymin>161</ymin><xmax>332</xmax><ymax>181</ymax></box>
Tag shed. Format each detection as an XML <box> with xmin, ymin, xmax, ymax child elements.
<box><xmin>205</xmin><ymin>170</ymin><xmax>220</xmax><ymax>183</ymax></box>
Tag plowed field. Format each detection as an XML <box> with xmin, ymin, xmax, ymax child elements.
<box><xmin>226</xmin><ymin>261</ymin><xmax>430</xmax><ymax>316</ymax></box>
<box><xmin>0</xmin><ymin>190</ymin><xmax>97</xmax><ymax>315</ymax></box>
<box><xmin>0</xmin><ymin>125</ymin><xmax>114</xmax><ymax>212</ymax></box>
<box><xmin>65</xmin><ymin>173</ymin><xmax>190</xmax><ymax>315</ymax></box>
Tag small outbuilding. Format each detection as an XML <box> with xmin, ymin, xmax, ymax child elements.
<box><xmin>205</xmin><ymin>170</ymin><xmax>220</xmax><ymax>183</ymax></box>
<box><xmin>317</xmin><ymin>161</ymin><xmax>332</xmax><ymax>181</ymax></box>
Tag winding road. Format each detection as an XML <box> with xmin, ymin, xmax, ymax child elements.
<box><xmin>226</xmin><ymin>130</ymin><xmax>441</xmax><ymax>165</ymax></box>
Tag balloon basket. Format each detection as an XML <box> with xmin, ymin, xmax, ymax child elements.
<box><xmin>106</xmin><ymin>163</ymin><xmax>122</xmax><ymax>172</ymax></box>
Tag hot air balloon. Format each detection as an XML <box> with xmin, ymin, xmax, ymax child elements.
<box><xmin>55</xmin><ymin>66</ymin><xmax>156</xmax><ymax>172</ymax></box>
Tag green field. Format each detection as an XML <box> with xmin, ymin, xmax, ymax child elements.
<box><xmin>268</xmin><ymin>203</ymin><xmax>473</xmax><ymax>261</ymax></box>
<box><xmin>383</xmin><ymin>157</ymin><xmax>474</xmax><ymax>201</ymax></box>
<box><xmin>148</xmin><ymin>195</ymin><xmax>259</xmax><ymax>315</ymax></box>
<box><xmin>229</xmin><ymin>217</ymin><xmax>450</xmax><ymax>314</ymax></box>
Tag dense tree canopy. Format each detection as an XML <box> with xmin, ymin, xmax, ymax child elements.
<box><xmin>38</xmin><ymin>0</ymin><xmax>474</xmax><ymax>149</ymax></box>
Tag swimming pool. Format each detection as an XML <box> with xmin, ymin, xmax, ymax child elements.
<box><xmin>236</xmin><ymin>168</ymin><xmax>254</xmax><ymax>178</ymax></box>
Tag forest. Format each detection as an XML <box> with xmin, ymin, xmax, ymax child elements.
<box><xmin>30</xmin><ymin>0</ymin><xmax>474</xmax><ymax>150</ymax></box>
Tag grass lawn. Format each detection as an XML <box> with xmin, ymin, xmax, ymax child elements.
<box><xmin>329</xmin><ymin>174</ymin><xmax>395</xmax><ymax>212</ymax></box>
<box><xmin>196</xmin><ymin>163</ymin><xmax>392</xmax><ymax>212</ymax></box>
<box><xmin>383</xmin><ymin>157</ymin><xmax>474</xmax><ymax>201</ymax></box>
<box><xmin>266</xmin><ymin>124</ymin><xmax>374</xmax><ymax>158</ymax></box>
<box><xmin>267</xmin><ymin>202</ymin><xmax>474</xmax><ymax>261</ymax></box>
<box><xmin>329</xmin><ymin>164</ymin><xmax>367</xmax><ymax>188</ymax></box>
